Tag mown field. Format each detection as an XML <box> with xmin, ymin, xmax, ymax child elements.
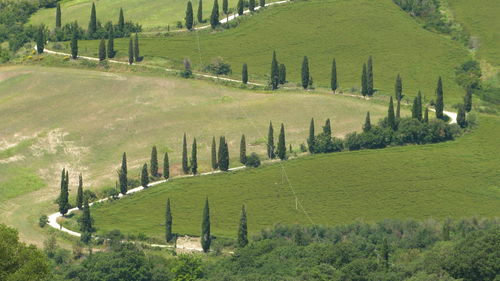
<box><xmin>84</xmin><ymin>114</ymin><xmax>500</xmax><ymax>240</ymax></box>
<box><xmin>68</xmin><ymin>0</ymin><xmax>470</xmax><ymax>103</ymax></box>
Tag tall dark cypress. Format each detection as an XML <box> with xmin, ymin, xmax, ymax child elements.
<box><xmin>76</xmin><ymin>173</ymin><xmax>83</xmax><ymax>210</ymax></box>
<box><xmin>267</xmin><ymin>121</ymin><xmax>275</xmax><ymax>159</ymax></box>
<box><xmin>165</xmin><ymin>198</ymin><xmax>173</xmax><ymax>242</ymax></box>
<box><xmin>58</xmin><ymin>168</ymin><xmax>69</xmax><ymax>215</ymax></box>
<box><xmin>107</xmin><ymin>26</ymin><xmax>115</xmax><ymax>58</ymax></box>
<box><xmin>396</xmin><ymin>98</ymin><xmax>401</xmax><ymax>119</ymax></box>
<box><xmin>211</xmin><ymin>137</ymin><xmax>218</xmax><ymax>170</ymax></box>
<box><xmin>191</xmin><ymin>138</ymin><xmax>198</xmax><ymax>175</ymax></box>
<box><xmin>80</xmin><ymin>196</ymin><xmax>94</xmax><ymax>244</ymax></box>
<box><xmin>36</xmin><ymin>25</ymin><xmax>45</xmax><ymax>54</ymax></box>
<box><xmin>388</xmin><ymin>96</ymin><xmax>396</xmax><ymax>130</ymax></box>
<box><xmin>307</xmin><ymin>118</ymin><xmax>315</xmax><ymax>153</ymax></box>
<box><xmin>367</xmin><ymin>56</ymin><xmax>374</xmax><ymax>96</ymax></box>
<box><xmin>395</xmin><ymin>74</ymin><xmax>403</xmax><ymax>101</ymax></box>
<box><xmin>141</xmin><ymin>163</ymin><xmax>149</xmax><ymax>188</ymax></box>
<box><xmin>277</xmin><ymin>123</ymin><xmax>286</xmax><ymax>160</ymax></box>
<box><xmin>150</xmin><ymin>146</ymin><xmax>158</xmax><ymax>177</ymax></box>
<box><xmin>260</xmin><ymin>0</ymin><xmax>265</xmax><ymax>7</ymax></box>
<box><xmin>457</xmin><ymin>105</ymin><xmax>467</xmax><ymax>128</ymax></box>
<box><xmin>133</xmin><ymin>33</ymin><xmax>140</xmax><ymax>62</ymax></box>
<box><xmin>435</xmin><ymin>77</ymin><xmax>444</xmax><ymax>120</ymax></box>
<box><xmin>210</xmin><ymin>0</ymin><xmax>220</xmax><ymax>29</ymax></box>
<box><xmin>222</xmin><ymin>0</ymin><xmax>228</xmax><ymax>15</ymax></box>
<box><xmin>301</xmin><ymin>56</ymin><xmax>310</xmax><ymax>89</ymax></box>
<box><xmin>218</xmin><ymin>137</ymin><xmax>229</xmax><ymax>171</ymax></box>
<box><xmin>98</xmin><ymin>38</ymin><xmax>106</xmax><ymax>61</ymax></box>
<box><xmin>217</xmin><ymin>136</ymin><xmax>223</xmax><ymax>168</ymax></box>
<box><xmin>118</xmin><ymin>8</ymin><xmax>125</xmax><ymax>33</ymax></box>
<box><xmin>363</xmin><ymin>112</ymin><xmax>371</xmax><ymax>132</ymax></box>
<box><xmin>270</xmin><ymin>51</ymin><xmax>279</xmax><ymax>90</ymax></box>
<box><xmin>279</xmin><ymin>63</ymin><xmax>286</xmax><ymax>84</ymax></box>
<box><xmin>249</xmin><ymin>0</ymin><xmax>255</xmax><ymax>11</ymax></box>
<box><xmin>361</xmin><ymin>63</ymin><xmax>367</xmax><ymax>97</ymax></box>
<box><xmin>242</xmin><ymin>63</ymin><xmax>248</xmax><ymax>84</ymax></box>
<box><xmin>186</xmin><ymin>1</ymin><xmax>194</xmax><ymax>30</ymax></box>
<box><xmin>464</xmin><ymin>88</ymin><xmax>472</xmax><ymax>112</ymax></box>
<box><xmin>237</xmin><ymin>0</ymin><xmax>244</xmax><ymax>15</ymax></box>
<box><xmin>197</xmin><ymin>0</ymin><xmax>203</xmax><ymax>23</ymax></box>
<box><xmin>55</xmin><ymin>3</ymin><xmax>62</xmax><ymax>28</ymax></box>
<box><xmin>119</xmin><ymin>152</ymin><xmax>127</xmax><ymax>195</ymax></box>
<box><xmin>201</xmin><ymin>198</ymin><xmax>211</xmax><ymax>252</ymax></box>
<box><xmin>424</xmin><ymin>107</ymin><xmax>429</xmax><ymax>123</ymax></box>
<box><xmin>88</xmin><ymin>2</ymin><xmax>97</xmax><ymax>37</ymax></box>
<box><xmin>240</xmin><ymin>134</ymin><xmax>246</xmax><ymax>164</ymax></box>
<box><xmin>70</xmin><ymin>32</ymin><xmax>78</xmax><ymax>59</ymax></box>
<box><xmin>416</xmin><ymin>91</ymin><xmax>423</xmax><ymax>121</ymax></box>
<box><xmin>128</xmin><ymin>37</ymin><xmax>134</xmax><ymax>65</ymax></box>
<box><xmin>237</xmin><ymin>205</ymin><xmax>248</xmax><ymax>248</ymax></box>
<box><xmin>163</xmin><ymin>152</ymin><xmax>170</xmax><ymax>179</ymax></box>
<box><xmin>412</xmin><ymin>97</ymin><xmax>419</xmax><ymax>119</ymax></box>
<box><xmin>182</xmin><ymin>133</ymin><xmax>189</xmax><ymax>174</ymax></box>
<box><xmin>331</xmin><ymin>58</ymin><xmax>338</xmax><ymax>92</ymax></box>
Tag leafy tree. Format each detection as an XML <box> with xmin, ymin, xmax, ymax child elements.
<box><xmin>118</xmin><ymin>8</ymin><xmax>125</xmax><ymax>33</ymax></box>
<box><xmin>165</xmin><ymin>198</ymin><xmax>173</xmax><ymax>242</ymax></box>
<box><xmin>237</xmin><ymin>205</ymin><xmax>248</xmax><ymax>247</ymax></box>
<box><xmin>260</xmin><ymin>0</ymin><xmax>265</xmax><ymax>7</ymax></box>
<box><xmin>88</xmin><ymin>2</ymin><xmax>97</xmax><ymax>37</ymax></box>
<box><xmin>279</xmin><ymin>63</ymin><xmax>286</xmax><ymax>84</ymax></box>
<box><xmin>307</xmin><ymin>118</ymin><xmax>315</xmax><ymax>153</ymax></box>
<box><xmin>211</xmin><ymin>136</ymin><xmax>218</xmax><ymax>170</ymax></box>
<box><xmin>367</xmin><ymin>56</ymin><xmax>374</xmax><ymax>96</ymax></box>
<box><xmin>182</xmin><ymin>133</ymin><xmax>189</xmax><ymax>174</ymax></box>
<box><xmin>197</xmin><ymin>0</ymin><xmax>203</xmax><ymax>23</ymax></box>
<box><xmin>363</xmin><ymin>111</ymin><xmax>371</xmax><ymax>132</ymax></box>
<box><xmin>210</xmin><ymin>0</ymin><xmax>220</xmax><ymax>29</ymax></box>
<box><xmin>267</xmin><ymin>121</ymin><xmax>275</xmax><ymax>159</ymax></box>
<box><xmin>163</xmin><ymin>152</ymin><xmax>170</xmax><ymax>180</ymax></box>
<box><xmin>128</xmin><ymin>37</ymin><xmax>134</xmax><ymax>65</ymax></box>
<box><xmin>435</xmin><ymin>76</ymin><xmax>444</xmax><ymax>120</ymax></box>
<box><xmin>361</xmin><ymin>63</ymin><xmax>367</xmax><ymax>96</ymax></box>
<box><xmin>58</xmin><ymin>168</ymin><xmax>69</xmax><ymax>215</ymax></box>
<box><xmin>237</xmin><ymin>0</ymin><xmax>244</xmax><ymax>15</ymax></box>
<box><xmin>172</xmin><ymin>254</ymin><xmax>203</xmax><ymax>280</ymax></box>
<box><xmin>424</xmin><ymin>107</ymin><xmax>429</xmax><ymax>123</ymax></box>
<box><xmin>186</xmin><ymin>1</ymin><xmax>194</xmax><ymax>30</ymax></box>
<box><xmin>36</xmin><ymin>25</ymin><xmax>45</xmax><ymax>54</ymax></box>
<box><xmin>201</xmin><ymin>198</ymin><xmax>211</xmax><ymax>252</ymax></box>
<box><xmin>240</xmin><ymin>134</ymin><xmax>247</xmax><ymax>164</ymax></box>
<box><xmin>249</xmin><ymin>0</ymin><xmax>255</xmax><ymax>11</ymax></box>
<box><xmin>381</xmin><ymin>237</ymin><xmax>389</xmax><ymax>270</ymax></box>
<box><xmin>98</xmin><ymin>38</ymin><xmax>106</xmax><ymax>61</ymax></box>
<box><xmin>133</xmin><ymin>33</ymin><xmax>140</xmax><ymax>62</ymax></box>
<box><xmin>245</xmin><ymin>152</ymin><xmax>261</xmax><ymax>167</ymax></box>
<box><xmin>301</xmin><ymin>56</ymin><xmax>310</xmax><ymax>89</ymax></box>
<box><xmin>388</xmin><ymin>96</ymin><xmax>396</xmax><ymax>130</ymax></box>
<box><xmin>55</xmin><ymin>3</ymin><xmax>61</xmax><ymax>28</ymax></box>
<box><xmin>70</xmin><ymin>32</ymin><xmax>78</xmax><ymax>59</ymax></box>
<box><xmin>464</xmin><ymin>88</ymin><xmax>472</xmax><ymax>112</ymax></box>
<box><xmin>331</xmin><ymin>58</ymin><xmax>338</xmax><ymax>92</ymax></box>
<box><xmin>222</xmin><ymin>0</ymin><xmax>228</xmax><ymax>15</ymax></box>
<box><xmin>80</xmin><ymin>196</ymin><xmax>94</xmax><ymax>244</ymax></box>
<box><xmin>277</xmin><ymin>123</ymin><xmax>286</xmax><ymax>160</ymax></box>
<box><xmin>150</xmin><ymin>146</ymin><xmax>158</xmax><ymax>177</ymax></box>
<box><xmin>270</xmin><ymin>51</ymin><xmax>279</xmax><ymax>90</ymax></box>
<box><xmin>141</xmin><ymin>163</ymin><xmax>149</xmax><ymax>188</ymax></box>
<box><xmin>242</xmin><ymin>63</ymin><xmax>248</xmax><ymax>84</ymax></box>
<box><xmin>76</xmin><ymin>173</ymin><xmax>84</xmax><ymax>210</ymax></box>
<box><xmin>457</xmin><ymin>105</ymin><xmax>467</xmax><ymax>128</ymax></box>
<box><xmin>107</xmin><ymin>26</ymin><xmax>115</xmax><ymax>58</ymax></box>
<box><xmin>191</xmin><ymin>138</ymin><xmax>198</xmax><ymax>175</ymax></box>
<box><xmin>119</xmin><ymin>152</ymin><xmax>127</xmax><ymax>195</ymax></box>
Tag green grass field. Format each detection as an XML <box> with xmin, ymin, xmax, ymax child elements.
<box><xmin>83</xmin><ymin>114</ymin><xmax>500</xmax><ymax>240</ymax></box>
<box><xmin>67</xmin><ymin>0</ymin><xmax>470</xmax><ymax>104</ymax></box>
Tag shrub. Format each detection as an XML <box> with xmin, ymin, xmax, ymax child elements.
<box><xmin>245</xmin><ymin>153</ymin><xmax>261</xmax><ymax>167</ymax></box>
<box><xmin>204</xmin><ymin>57</ymin><xmax>232</xmax><ymax>75</ymax></box>
<box><xmin>38</xmin><ymin>214</ymin><xmax>48</xmax><ymax>227</ymax></box>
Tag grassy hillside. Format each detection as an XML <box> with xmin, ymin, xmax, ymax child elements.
<box><xmin>83</xmin><ymin>114</ymin><xmax>500</xmax><ymax>240</ymax></box>
<box><xmin>448</xmin><ymin>0</ymin><xmax>500</xmax><ymax>66</ymax></box>
<box><xmin>69</xmin><ymin>0</ymin><xmax>470</xmax><ymax>103</ymax></box>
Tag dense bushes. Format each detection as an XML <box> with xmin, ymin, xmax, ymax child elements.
<box><xmin>0</xmin><ymin>0</ymin><xmax>38</xmax><ymax>51</ymax></box>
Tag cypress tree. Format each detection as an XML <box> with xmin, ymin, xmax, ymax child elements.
<box><xmin>361</xmin><ymin>63</ymin><xmax>367</xmax><ymax>97</ymax></box>
<box><xmin>118</xmin><ymin>8</ymin><xmax>125</xmax><ymax>33</ymax></box>
<box><xmin>36</xmin><ymin>25</ymin><xmax>45</xmax><ymax>54</ymax></box>
<box><xmin>323</xmin><ymin>118</ymin><xmax>332</xmax><ymax>136</ymax></box>
<box><xmin>211</xmin><ymin>137</ymin><xmax>218</xmax><ymax>170</ymax></box>
<box><xmin>237</xmin><ymin>0</ymin><xmax>244</xmax><ymax>15</ymax></box>
<box><xmin>363</xmin><ymin>111</ymin><xmax>371</xmax><ymax>132</ymax></box>
<box><xmin>331</xmin><ymin>58</ymin><xmax>338</xmax><ymax>92</ymax></box>
<box><xmin>119</xmin><ymin>152</ymin><xmax>127</xmax><ymax>195</ymax></box>
<box><xmin>88</xmin><ymin>2</ymin><xmax>97</xmax><ymax>37</ymax></box>
<box><xmin>191</xmin><ymin>138</ymin><xmax>198</xmax><ymax>175</ymax></box>
<box><xmin>396</xmin><ymin>98</ymin><xmax>401</xmax><ymax>119</ymax></box>
<box><xmin>128</xmin><ymin>37</ymin><xmax>134</xmax><ymax>65</ymax></box>
<box><xmin>80</xmin><ymin>196</ymin><xmax>94</xmax><ymax>244</ymax></box>
<box><xmin>260</xmin><ymin>0</ymin><xmax>265</xmax><ymax>7</ymax></box>
<box><xmin>270</xmin><ymin>51</ymin><xmax>279</xmax><ymax>90</ymax></box>
<box><xmin>141</xmin><ymin>163</ymin><xmax>149</xmax><ymax>188</ymax></box>
<box><xmin>217</xmin><ymin>136</ymin><xmax>223</xmax><ymax>168</ymax></box>
<box><xmin>457</xmin><ymin>105</ymin><xmax>467</xmax><ymax>128</ymax></box>
<box><xmin>240</xmin><ymin>134</ymin><xmax>246</xmax><ymax>164</ymax></box>
<box><xmin>163</xmin><ymin>152</ymin><xmax>170</xmax><ymax>179</ymax></box>
<box><xmin>279</xmin><ymin>63</ymin><xmax>286</xmax><ymax>84</ymax></box>
<box><xmin>424</xmin><ymin>107</ymin><xmax>429</xmax><ymax>123</ymax></box>
<box><xmin>58</xmin><ymin>168</ymin><xmax>69</xmax><ymax>215</ymax></box>
<box><xmin>307</xmin><ymin>118</ymin><xmax>315</xmax><ymax>153</ymax></box>
<box><xmin>201</xmin><ymin>198</ymin><xmax>211</xmax><ymax>253</ymax></box>
<box><xmin>417</xmin><ymin>91</ymin><xmax>423</xmax><ymax>121</ymax></box>
<box><xmin>222</xmin><ymin>0</ymin><xmax>228</xmax><ymax>15</ymax></box>
<box><xmin>133</xmin><ymin>33</ymin><xmax>140</xmax><ymax>62</ymax></box>
<box><xmin>395</xmin><ymin>74</ymin><xmax>403</xmax><ymax>101</ymax></box>
<box><xmin>197</xmin><ymin>0</ymin><xmax>203</xmax><ymax>23</ymax></box>
<box><xmin>435</xmin><ymin>76</ymin><xmax>444</xmax><ymax>120</ymax></box>
<box><xmin>121</xmin><ymin>152</ymin><xmax>127</xmax><ymax>177</ymax></box>
<box><xmin>70</xmin><ymin>33</ymin><xmax>78</xmax><ymax>59</ymax></box>
<box><xmin>165</xmin><ymin>198</ymin><xmax>173</xmax><ymax>242</ymax></box>
<box><xmin>267</xmin><ymin>121</ymin><xmax>275</xmax><ymax>159</ymax></box>
<box><xmin>107</xmin><ymin>26</ymin><xmax>115</xmax><ymax>58</ymax></box>
<box><xmin>76</xmin><ymin>173</ymin><xmax>83</xmax><ymax>210</ymax></box>
<box><xmin>237</xmin><ymin>205</ymin><xmax>248</xmax><ymax>248</ymax></box>
<box><xmin>218</xmin><ymin>137</ymin><xmax>229</xmax><ymax>171</ymax></box>
<box><xmin>388</xmin><ymin>96</ymin><xmax>396</xmax><ymax>130</ymax></box>
<box><xmin>242</xmin><ymin>63</ymin><xmax>248</xmax><ymax>84</ymax></box>
<box><xmin>301</xmin><ymin>56</ymin><xmax>310</xmax><ymax>89</ymax></box>
<box><xmin>186</xmin><ymin>1</ymin><xmax>194</xmax><ymax>30</ymax></box>
<box><xmin>367</xmin><ymin>56</ymin><xmax>374</xmax><ymax>96</ymax></box>
<box><xmin>150</xmin><ymin>146</ymin><xmax>158</xmax><ymax>177</ymax></box>
<box><xmin>277</xmin><ymin>123</ymin><xmax>286</xmax><ymax>160</ymax></box>
<box><xmin>182</xmin><ymin>133</ymin><xmax>189</xmax><ymax>174</ymax></box>
<box><xmin>56</xmin><ymin>3</ymin><xmax>62</xmax><ymax>28</ymax></box>
<box><xmin>98</xmin><ymin>38</ymin><xmax>106</xmax><ymax>61</ymax></box>
<box><xmin>464</xmin><ymin>88</ymin><xmax>472</xmax><ymax>112</ymax></box>
<box><xmin>249</xmin><ymin>0</ymin><xmax>255</xmax><ymax>11</ymax></box>
<box><xmin>412</xmin><ymin>97</ymin><xmax>419</xmax><ymax>119</ymax></box>
<box><xmin>210</xmin><ymin>0</ymin><xmax>220</xmax><ymax>29</ymax></box>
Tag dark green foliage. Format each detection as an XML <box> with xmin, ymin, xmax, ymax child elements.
<box><xmin>464</xmin><ymin>88</ymin><xmax>473</xmax><ymax>112</ymax></box>
<box><xmin>163</xmin><ymin>152</ymin><xmax>170</xmax><ymax>180</ymax></box>
<box><xmin>457</xmin><ymin>105</ymin><xmax>467</xmax><ymax>128</ymax></box>
<box><xmin>98</xmin><ymin>38</ymin><xmax>106</xmax><ymax>61</ymax></box>
<box><xmin>204</xmin><ymin>58</ymin><xmax>231</xmax><ymax>75</ymax></box>
<box><xmin>277</xmin><ymin>123</ymin><xmax>286</xmax><ymax>160</ymax></box>
<box><xmin>249</xmin><ymin>0</ymin><xmax>255</xmax><ymax>12</ymax></box>
<box><xmin>88</xmin><ymin>2</ymin><xmax>97</xmax><ymax>37</ymax></box>
<box><xmin>270</xmin><ymin>51</ymin><xmax>279</xmax><ymax>90</ymax></box>
<box><xmin>210</xmin><ymin>0</ymin><xmax>220</xmax><ymax>29</ymax></box>
<box><xmin>260</xmin><ymin>0</ymin><xmax>265</xmax><ymax>7</ymax></box>
<box><xmin>119</xmin><ymin>152</ymin><xmax>127</xmax><ymax>195</ymax></box>
<box><xmin>237</xmin><ymin>0</ymin><xmax>244</xmax><ymax>15</ymax></box>
<box><xmin>381</xmin><ymin>237</ymin><xmax>389</xmax><ymax>270</ymax></box>
<box><xmin>36</xmin><ymin>25</ymin><xmax>45</xmax><ymax>54</ymax></box>
<box><xmin>396</xmin><ymin>98</ymin><xmax>401</xmax><ymax>118</ymax></box>
<box><xmin>58</xmin><ymin>168</ymin><xmax>69</xmax><ymax>215</ymax></box>
<box><xmin>222</xmin><ymin>0</ymin><xmax>228</xmax><ymax>14</ymax></box>
<box><xmin>395</xmin><ymin>74</ymin><xmax>403</xmax><ymax>101</ymax></box>
<box><xmin>388</xmin><ymin>96</ymin><xmax>396</xmax><ymax>130</ymax></box>
<box><xmin>150</xmin><ymin>146</ymin><xmax>158</xmax><ymax>177</ymax></box>
<box><xmin>133</xmin><ymin>33</ymin><xmax>140</xmax><ymax>62</ymax></box>
<box><xmin>363</xmin><ymin>111</ymin><xmax>371</xmax><ymax>132</ymax></box>
<box><xmin>245</xmin><ymin>152</ymin><xmax>261</xmax><ymax>167</ymax></box>
<box><xmin>455</xmin><ymin>60</ymin><xmax>482</xmax><ymax>90</ymax></box>
<box><xmin>107</xmin><ymin>26</ymin><xmax>115</xmax><ymax>58</ymax></box>
<box><xmin>267</xmin><ymin>121</ymin><xmax>275</xmax><ymax>159</ymax></box>
<box><xmin>182</xmin><ymin>133</ymin><xmax>189</xmax><ymax>174</ymax></box>
<box><xmin>307</xmin><ymin>118</ymin><xmax>315</xmax><ymax>153</ymax></box>
<box><xmin>128</xmin><ymin>37</ymin><xmax>133</xmax><ymax>65</ymax></box>
<box><xmin>361</xmin><ymin>63</ymin><xmax>367</xmax><ymax>96</ymax></box>
<box><xmin>414</xmin><ymin>91</ymin><xmax>423</xmax><ymax>121</ymax></box>
<box><xmin>237</xmin><ymin>205</ymin><xmax>248</xmax><ymax>248</ymax></box>
<box><xmin>279</xmin><ymin>63</ymin><xmax>286</xmax><ymax>84</ymax></box>
<box><xmin>367</xmin><ymin>56</ymin><xmax>374</xmax><ymax>96</ymax></box>
<box><xmin>218</xmin><ymin>136</ymin><xmax>229</xmax><ymax>171</ymax></box>
<box><xmin>331</xmin><ymin>58</ymin><xmax>338</xmax><ymax>92</ymax></box>
<box><xmin>424</xmin><ymin>107</ymin><xmax>429</xmax><ymax>123</ymax></box>
<box><xmin>118</xmin><ymin>8</ymin><xmax>125</xmax><ymax>33</ymax></box>
<box><xmin>79</xmin><ymin>197</ymin><xmax>94</xmax><ymax>243</ymax></box>
<box><xmin>201</xmin><ymin>198</ymin><xmax>211</xmax><ymax>253</ymax></box>
<box><xmin>313</xmin><ymin>119</ymin><xmax>343</xmax><ymax>154</ymax></box>
<box><xmin>301</xmin><ymin>56</ymin><xmax>310</xmax><ymax>89</ymax></box>
<box><xmin>240</xmin><ymin>134</ymin><xmax>246</xmax><ymax>164</ymax></box>
<box><xmin>435</xmin><ymin>76</ymin><xmax>445</xmax><ymax>120</ymax></box>
<box><xmin>211</xmin><ymin>137</ymin><xmax>218</xmax><ymax>170</ymax></box>
<box><xmin>442</xmin><ymin>220</ymin><xmax>451</xmax><ymax>241</ymax></box>
<box><xmin>185</xmin><ymin>1</ymin><xmax>194</xmax><ymax>30</ymax></box>
<box><xmin>55</xmin><ymin>3</ymin><xmax>61</xmax><ymax>28</ymax></box>
<box><xmin>191</xmin><ymin>138</ymin><xmax>198</xmax><ymax>175</ymax></box>
<box><xmin>70</xmin><ymin>32</ymin><xmax>78</xmax><ymax>59</ymax></box>
<box><xmin>76</xmin><ymin>173</ymin><xmax>83</xmax><ymax>210</ymax></box>
<box><xmin>141</xmin><ymin>163</ymin><xmax>149</xmax><ymax>188</ymax></box>
<box><xmin>197</xmin><ymin>0</ymin><xmax>203</xmax><ymax>23</ymax></box>
<box><xmin>242</xmin><ymin>63</ymin><xmax>248</xmax><ymax>84</ymax></box>
<box><xmin>165</xmin><ymin>198</ymin><xmax>173</xmax><ymax>243</ymax></box>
